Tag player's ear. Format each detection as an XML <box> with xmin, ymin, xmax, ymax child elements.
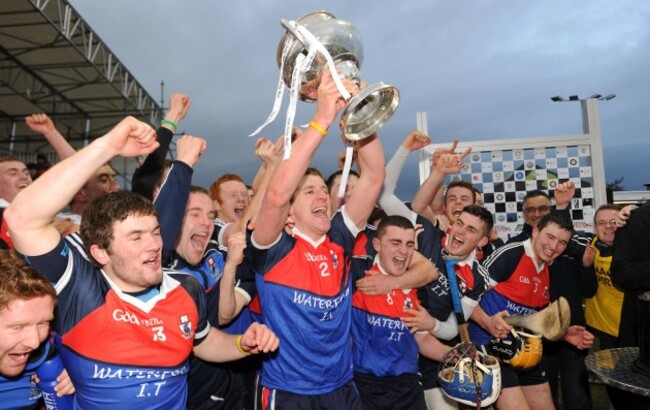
<box><xmin>372</xmin><ymin>237</ymin><xmax>381</xmax><ymax>253</ymax></box>
<box><xmin>90</xmin><ymin>244</ymin><xmax>110</xmax><ymax>266</ymax></box>
<box><xmin>478</xmin><ymin>236</ymin><xmax>489</xmax><ymax>249</ymax></box>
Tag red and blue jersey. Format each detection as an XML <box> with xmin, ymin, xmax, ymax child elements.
<box><xmin>469</xmin><ymin>239</ymin><xmax>550</xmax><ymax>347</ymax></box>
<box><xmin>23</xmin><ymin>238</ymin><xmax>210</xmax><ymax>409</ymax></box>
<box><xmin>251</xmin><ymin>210</ymin><xmax>358</xmax><ymax>395</ymax></box>
<box><xmin>351</xmin><ymin>260</ymin><xmax>420</xmax><ymax>377</ymax></box>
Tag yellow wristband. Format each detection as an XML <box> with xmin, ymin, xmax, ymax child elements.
<box><xmin>236</xmin><ymin>335</ymin><xmax>252</xmax><ymax>356</ymax></box>
<box><xmin>309</xmin><ymin>121</ymin><xmax>328</xmax><ymax>137</ymax></box>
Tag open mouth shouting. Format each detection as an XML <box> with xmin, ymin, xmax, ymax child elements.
<box><xmin>190</xmin><ymin>232</ymin><xmax>210</xmax><ymax>254</ymax></box>
<box><xmin>234</xmin><ymin>206</ymin><xmax>245</xmax><ymax>220</ymax></box>
<box><xmin>312</xmin><ymin>206</ymin><xmax>328</xmax><ymax>218</ymax></box>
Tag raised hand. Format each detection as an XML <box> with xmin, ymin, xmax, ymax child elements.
<box><xmin>554</xmin><ymin>181</ymin><xmax>576</xmax><ymax>210</ymax></box>
<box><xmin>226</xmin><ymin>230</ymin><xmax>246</xmax><ymax>266</ymax></box>
<box><xmin>25</xmin><ymin>113</ymin><xmax>56</xmax><ymax>135</ymax></box>
<box><xmin>256</xmin><ymin>137</ymin><xmax>281</xmax><ymax>167</ymax></box>
<box><xmin>434</xmin><ymin>149</ymin><xmax>472</xmax><ymax>176</ymax></box>
<box><xmin>314</xmin><ymin>70</ymin><xmax>358</xmax><ymax>128</ymax></box>
<box><xmin>168</xmin><ymin>93</ymin><xmax>191</xmax><ymax>121</ymax></box>
<box><xmin>402</xmin><ymin>130</ymin><xmax>431</xmax><ymax>152</ymax></box>
<box><xmin>431</xmin><ymin>139</ymin><xmax>459</xmax><ymax>167</ymax></box>
<box><xmin>616</xmin><ymin>204</ymin><xmax>637</xmax><ymax>228</ymax></box>
<box><xmin>104</xmin><ymin>116</ymin><xmax>158</xmax><ymax>158</ymax></box>
<box><xmin>176</xmin><ymin>135</ymin><xmax>207</xmax><ymax>168</ymax></box>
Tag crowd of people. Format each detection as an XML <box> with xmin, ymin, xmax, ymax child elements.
<box><xmin>1</xmin><ymin>71</ymin><xmax>648</xmax><ymax>410</ymax></box>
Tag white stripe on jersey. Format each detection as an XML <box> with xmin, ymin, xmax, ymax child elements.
<box><xmin>65</xmin><ymin>232</ymin><xmax>90</xmax><ymax>261</ymax></box>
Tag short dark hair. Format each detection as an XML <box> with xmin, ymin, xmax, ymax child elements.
<box><xmin>190</xmin><ymin>185</ymin><xmax>209</xmax><ymax>196</ymax></box>
<box><xmin>325</xmin><ymin>169</ymin><xmax>360</xmax><ymax>192</ymax></box>
<box><xmin>81</xmin><ymin>191</ymin><xmax>157</xmax><ymax>267</ymax></box>
<box><xmin>444</xmin><ymin>180</ymin><xmax>476</xmax><ymax>204</ymax></box>
<box><xmin>292</xmin><ymin>167</ymin><xmax>326</xmax><ymax>203</ymax></box>
<box><xmin>461</xmin><ymin>204</ymin><xmax>494</xmax><ymax>236</ymax></box>
<box><xmin>538</xmin><ymin>213</ymin><xmax>573</xmax><ymax>233</ymax></box>
<box><xmin>376</xmin><ymin>215</ymin><xmax>415</xmax><ymax>238</ymax></box>
<box><xmin>594</xmin><ymin>204</ymin><xmax>621</xmax><ymax>223</ymax></box>
<box><xmin>368</xmin><ymin>207</ymin><xmax>388</xmax><ymax>227</ymax></box>
<box><xmin>0</xmin><ymin>250</ymin><xmax>56</xmax><ymax>311</ymax></box>
<box><xmin>524</xmin><ymin>190</ymin><xmax>550</xmax><ymax>203</ymax></box>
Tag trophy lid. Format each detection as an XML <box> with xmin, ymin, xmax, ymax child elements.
<box><xmin>276</xmin><ymin>11</ymin><xmax>363</xmax><ymax>102</ymax></box>
<box><xmin>276</xmin><ymin>11</ymin><xmax>336</xmax><ymax>69</ymax></box>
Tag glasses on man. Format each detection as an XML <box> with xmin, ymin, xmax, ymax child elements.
<box><xmin>523</xmin><ymin>205</ymin><xmax>551</xmax><ymax>214</ymax></box>
<box><xmin>595</xmin><ymin>219</ymin><xmax>617</xmax><ymax>228</ymax></box>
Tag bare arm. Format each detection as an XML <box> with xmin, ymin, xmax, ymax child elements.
<box><xmin>218</xmin><ymin>231</ymin><xmax>248</xmax><ymax>325</ymax></box>
<box><xmin>411</xmin><ymin>147</ymin><xmax>471</xmax><ymax>222</ymax></box>
<box><xmin>415</xmin><ymin>332</ymin><xmax>451</xmax><ymax>362</ymax></box>
<box><xmin>5</xmin><ymin>117</ymin><xmax>158</xmax><ymax>256</ymax></box>
<box><xmin>252</xmin><ymin>70</ymin><xmax>355</xmax><ymax>246</ymax></box>
<box><xmin>132</xmin><ymin>93</ymin><xmax>191</xmax><ymax>200</ymax></box>
<box><xmin>25</xmin><ymin>113</ymin><xmax>76</xmax><ymax>160</ymax></box>
<box><xmin>379</xmin><ymin>130</ymin><xmax>431</xmax><ymax>221</ymax></box>
<box><xmin>343</xmin><ymin>133</ymin><xmax>385</xmax><ymax>228</ymax></box>
<box><xmin>193</xmin><ymin>322</ymin><xmax>279</xmax><ymax>362</ymax></box>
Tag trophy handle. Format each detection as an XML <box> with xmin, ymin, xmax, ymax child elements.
<box><xmin>341</xmin><ymin>82</ymin><xmax>400</xmax><ymax>141</ymax></box>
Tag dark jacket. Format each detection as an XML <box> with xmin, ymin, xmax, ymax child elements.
<box><xmin>611</xmin><ymin>202</ymin><xmax>650</xmax><ymax>347</ymax></box>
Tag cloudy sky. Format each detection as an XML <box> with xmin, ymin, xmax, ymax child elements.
<box><xmin>69</xmin><ymin>0</ymin><xmax>650</xmax><ymax>197</ymax></box>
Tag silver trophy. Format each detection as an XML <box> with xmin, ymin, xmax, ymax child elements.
<box><xmin>277</xmin><ymin>11</ymin><xmax>399</xmax><ymax>141</ymax></box>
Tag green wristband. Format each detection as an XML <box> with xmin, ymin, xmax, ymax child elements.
<box><xmin>161</xmin><ymin>119</ymin><xmax>177</xmax><ymax>131</ymax></box>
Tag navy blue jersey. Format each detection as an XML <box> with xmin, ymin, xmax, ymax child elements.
<box><xmin>417</xmin><ymin>250</ymin><xmax>488</xmax><ymax>389</ymax></box>
<box><xmin>251</xmin><ymin>210</ymin><xmax>358</xmax><ymax>394</ymax></box>
<box><xmin>419</xmin><ymin>253</ymin><xmax>488</xmax><ymax>323</ymax></box>
<box><xmin>469</xmin><ymin>240</ymin><xmax>550</xmax><ymax>347</ymax></box>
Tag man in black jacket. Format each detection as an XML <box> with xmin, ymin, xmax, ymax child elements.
<box><xmin>611</xmin><ymin>201</ymin><xmax>650</xmax><ymax>409</ymax></box>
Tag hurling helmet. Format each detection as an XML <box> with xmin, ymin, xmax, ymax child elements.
<box><xmin>438</xmin><ymin>342</ymin><xmax>501</xmax><ymax>407</ymax></box>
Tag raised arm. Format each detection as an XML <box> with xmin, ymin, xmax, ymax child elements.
<box><xmin>342</xmin><ymin>133</ymin><xmax>385</xmax><ymax>228</ymax></box>
<box><xmin>218</xmin><ymin>230</ymin><xmax>247</xmax><ymax>325</ymax></box>
<box><xmin>411</xmin><ymin>148</ymin><xmax>470</xmax><ymax>223</ymax></box>
<box><xmin>5</xmin><ymin>117</ymin><xmax>158</xmax><ymax>256</ymax></box>
<box><xmin>245</xmin><ymin>137</ymin><xmax>283</xmax><ymax>229</ymax></box>
<box><xmin>25</xmin><ymin>113</ymin><xmax>76</xmax><ymax>160</ymax></box>
<box><xmin>379</xmin><ymin>130</ymin><xmax>430</xmax><ymax>221</ymax></box>
<box><xmin>252</xmin><ymin>70</ymin><xmax>355</xmax><ymax>246</ymax></box>
<box><xmin>132</xmin><ymin>93</ymin><xmax>190</xmax><ymax>199</ymax></box>
<box><xmin>154</xmin><ymin>135</ymin><xmax>206</xmax><ymax>262</ymax></box>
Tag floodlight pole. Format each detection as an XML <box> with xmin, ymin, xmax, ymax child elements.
<box><xmin>581</xmin><ymin>98</ymin><xmax>607</xmax><ymax>208</ymax></box>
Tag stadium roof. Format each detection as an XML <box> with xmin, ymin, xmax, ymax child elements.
<box><xmin>0</xmin><ymin>0</ymin><xmax>163</xmax><ymax>153</ymax></box>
